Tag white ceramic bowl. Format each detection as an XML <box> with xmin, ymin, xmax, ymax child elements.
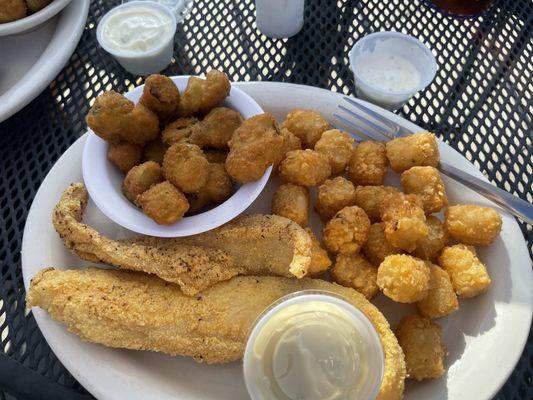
<box><xmin>0</xmin><ymin>0</ymin><xmax>72</xmax><ymax>36</ymax></box>
<box><xmin>83</xmin><ymin>75</ymin><xmax>269</xmax><ymax>237</ymax></box>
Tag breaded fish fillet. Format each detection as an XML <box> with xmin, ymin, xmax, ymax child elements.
<box><xmin>27</xmin><ymin>267</ymin><xmax>405</xmax><ymax>400</ymax></box>
<box><xmin>53</xmin><ymin>184</ymin><xmax>311</xmax><ymax>295</ymax></box>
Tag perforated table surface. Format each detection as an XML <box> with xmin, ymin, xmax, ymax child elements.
<box><xmin>0</xmin><ymin>0</ymin><xmax>531</xmax><ymax>399</ymax></box>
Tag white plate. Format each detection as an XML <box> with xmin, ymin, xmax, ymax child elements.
<box><xmin>0</xmin><ymin>0</ymin><xmax>72</xmax><ymax>36</ymax></box>
<box><xmin>0</xmin><ymin>0</ymin><xmax>89</xmax><ymax>123</ymax></box>
<box><xmin>22</xmin><ymin>82</ymin><xmax>532</xmax><ymax>400</ymax></box>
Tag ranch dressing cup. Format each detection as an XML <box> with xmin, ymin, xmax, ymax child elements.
<box><xmin>255</xmin><ymin>0</ymin><xmax>305</xmax><ymax>39</ymax></box>
<box><xmin>97</xmin><ymin>1</ymin><xmax>177</xmax><ymax>75</ymax></box>
<box><xmin>243</xmin><ymin>291</ymin><xmax>384</xmax><ymax>400</ymax></box>
<box><xmin>349</xmin><ymin>31</ymin><xmax>437</xmax><ymax>111</ymax></box>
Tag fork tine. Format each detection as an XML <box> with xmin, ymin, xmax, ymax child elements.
<box><xmin>332</xmin><ymin>113</ymin><xmax>380</xmax><ymax>142</ymax></box>
<box><xmin>338</xmin><ymin>104</ymin><xmax>392</xmax><ymax>141</ymax></box>
<box><xmin>343</xmin><ymin>97</ymin><xmax>400</xmax><ymax>135</ymax></box>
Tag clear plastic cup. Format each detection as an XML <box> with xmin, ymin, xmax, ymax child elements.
<box><xmin>349</xmin><ymin>31</ymin><xmax>438</xmax><ymax>111</ymax></box>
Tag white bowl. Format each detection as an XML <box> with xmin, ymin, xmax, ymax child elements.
<box><xmin>83</xmin><ymin>75</ymin><xmax>270</xmax><ymax>237</ymax></box>
<box><xmin>0</xmin><ymin>0</ymin><xmax>72</xmax><ymax>36</ymax></box>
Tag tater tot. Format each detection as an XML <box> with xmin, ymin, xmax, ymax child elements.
<box><xmin>332</xmin><ymin>253</ymin><xmax>379</xmax><ymax>299</ymax></box>
<box><xmin>189</xmin><ymin>107</ymin><xmax>243</xmax><ymax>149</ymax></box>
<box><xmin>315</xmin><ymin>177</ymin><xmax>356</xmax><ymax>222</ymax></box>
<box><xmin>438</xmin><ymin>244</ymin><xmax>491</xmax><ymax>298</ymax></box>
<box><xmin>273</xmin><ymin>127</ymin><xmax>303</xmax><ymax>167</ymax></box>
<box><xmin>363</xmin><ymin>223</ymin><xmax>402</xmax><ymax>266</ymax></box>
<box><xmin>281</xmin><ymin>109</ymin><xmax>330</xmax><ymax>148</ymax></box>
<box><xmin>123</xmin><ymin>161</ymin><xmax>164</xmax><ymax>205</ymax></box>
<box><xmin>107</xmin><ymin>142</ymin><xmax>142</xmax><ymax>173</ymax></box>
<box><xmin>353</xmin><ymin>185</ymin><xmax>400</xmax><ymax>222</ymax></box>
<box><xmin>139</xmin><ymin>74</ymin><xmax>180</xmax><ymax>121</ymax></box>
<box><xmin>278</xmin><ymin>149</ymin><xmax>331</xmax><ymax>186</ymax></box>
<box><xmin>178</xmin><ymin>70</ymin><xmax>231</xmax><ymax>116</ymax></box>
<box><xmin>161</xmin><ymin>117</ymin><xmax>199</xmax><ymax>145</ymax></box>
<box><xmin>143</xmin><ymin>139</ymin><xmax>168</xmax><ymax>165</ymax></box>
<box><xmin>416</xmin><ymin>264</ymin><xmax>458</xmax><ymax>319</ymax></box>
<box><xmin>162</xmin><ymin>143</ymin><xmax>209</xmax><ymax>193</ymax></box>
<box><xmin>204</xmin><ymin>149</ymin><xmax>228</xmax><ymax>164</ymax></box>
<box><xmin>396</xmin><ymin>315</ymin><xmax>446</xmax><ymax>381</ymax></box>
<box><xmin>412</xmin><ymin>216</ymin><xmax>449</xmax><ymax>260</ymax></box>
<box><xmin>444</xmin><ymin>205</ymin><xmax>502</xmax><ymax>246</ymax></box>
<box><xmin>314</xmin><ymin>129</ymin><xmax>354</xmax><ymax>174</ymax></box>
<box><xmin>305</xmin><ymin>228</ymin><xmax>332</xmax><ymax>276</ymax></box>
<box><xmin>323</xmin><ymin>206</ymin><xmax>370</xmax><ymax>255</ymax></box>
<box><xmin>348</xmin><ymin>141</ymin><xmax>388</xmax><ymax>186</ymax></box>
<box><xmin>138</xmin><ymin>181</ymin><xmax>189</xmax><ymax>225</ymax></box>
<box><xmin>200</xmin><ymin>163</ymin><xmax>233</xmax><ymax>203</ymax></box>
<box><xmin>271</xmin><ymin>183</ymin><xmax>309</xmax><ymax>227</ymax></box>
<box><xmin>380</xmin><ymin>193</ymin><xmax>428</xmax><ymax>252</ymax></box>
<box><xmin>401</xmin><ymin>166</ymin><xmax>448</xmax><ymax>213</ymax></box>
<box><xmin>0</xmin><ymin>0</ymin><xmax>27</xmax><ymax>23</ymax></box>
<box><xmin>386</xmin><ymin>132</ymin><xmax>440</xmax><ymax>173</ymax></box>
<box><xmin>377</xmin><ymin>255</ymin><xmax>431</xmax><ymax>303</ymax></box>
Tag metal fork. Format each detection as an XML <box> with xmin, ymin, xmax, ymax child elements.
<box><xmin>334</xmin><ymin>96</ymin><xmax>533</xmax><ymax>226</ymax></box>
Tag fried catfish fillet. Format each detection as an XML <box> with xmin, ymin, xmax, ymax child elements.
<box><xmin>52</xmin><ymin>184</ymin><xmax>311</xmax><ymax>295</ymax></box>
<box><xmin>27</xmin><ymin>267</ymin><xmax>405</xmax><ymax>400</ymax></box>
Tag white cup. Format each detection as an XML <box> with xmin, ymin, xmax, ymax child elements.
<box><xmin>255</xmin><ymin>0</ymin><xmax>305</xmax><ymax>39</ymax></box>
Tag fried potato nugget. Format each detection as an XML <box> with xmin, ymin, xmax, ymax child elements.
<box><xmin>332</xmin><ymin>253</ymin><xmax>379</xmax><ymax>299</ymax></box>
<box><xmin>279</xmin><ymin>149</ymin><xmax>332</xmax><ymax>186</ymax></box>
<box><xmin>444</xmin><ymin>204</ymin><xmax>502</xmax><ymax>246</ymax></box>
<box><xmin>305</xmin><ymin>228</ymin><xmax>332</xmax><ymax>276</ymax></box>
<box><xmin>271</xmin><ymin>183</ymin><xmax>309</xmax><ymax>227</ymax></box>
<box><xmin>163</xmin><ymin>143</ymin><xmax>209</xmax><ymax>193</ymax></box>
<box><xmin>401</xmin><ymin>166</ymin><xmax>448</xmax><ymax>213</ymax></box>
<box><xmin>161</xmin><ymin>117</ymin><xmax>199</xmax><ymax>145</ymax></box>
<box><xmin>348</xmin><ymin>141</ymin><xmax>388</xmax><ymax>186</ymax></box>
<box><xmin>123</xmin><ymin>161</ymin><xmax>164</xmax><ymax>205</ymax></box>
<box><xmin>281</xmin><ymin>109</ymin><xmax>330</xmax><ymax>148</ymax></box>
<box><xmin>138</xmin><ymin>181</ymin><xmax>189</xmax><ymax>225</ymax></box>
<box><xmin>225</xmin><ymin>113</ymin><xmax>284</xmax><ymax>182</ymax></box>
<box><xmin>107</xmin><ymin>142</ymin><xmax>142</xmax><ymax>173</ymax></box>
<box><xmin>178</xmin><ymin>70</ymin><xmax>231</xmax><ymax>116</ymax></box>
<box><xmin>377</xmin><ymin>255</ymin><xmax>431</xmax><ymax>303</ymax></box>
<box><xmin>412</xmin><ymin>216</ymin><xmax>449</xmax><ymax>260</ymax></box>
<box><xmin>363</xmin><ymin>223</ymin><xmax>402</xmax><ymax>266</ymax></box>
<box><xmin>189</xmin><ymin>107</ymin><xmax>243</xmax><ymax>149</ymax></box>
<box><xmin>139</xmin><ymin>74</ymin><xmax>180</xmax><ymax>121</ymax></box>
<box><xmin>386</xmin><ymin>132</ymin><xmax>440</xmax><ymax>173</ymax></box>
<box><xmin>314</xmin><ymin>129</ymin><xmax>354</xmax><ymax>174</ymax></box>
<box><xmin>315</xmin><ymin>177</ymin><xmax>356</xmax><ymax>222</ymax></box>
<box><xmin>87</xmin><ymin>91</ymin><xmax>159</xmax><ymax>145</ymax></box>
<box><xmin>323</xmin><ymin>206</ymin><xmax>371</xmax><ymax>255</ymax></box>
<box><xmin>396</xmin><ymin>315</ymin><xmax>445</xmax><ymax>381</ymax></box>
<box><xmin>0</xmin><ymin>0</ymin><xmax>26</xmax><ymax>23</ymax></box>
<box><xmin>438</xmin><ymin>244</ymin><xmax>491</xmax><ymax>298</ymax></box>
<box><xmin>273</xmin><ymin>127</ymin><xmax>302</xmax><ymax>169</ymax></box>
<box><xmin>26</xmin><ymin>0</ymin><xmax>52</xmax><ymax>12</ymax></box>
<box><xmin>416</xmin><ymin>264</ymin><xmax>458</xmax><ymax>319</ymax></box>
<box><xmin>204</xmin><ymin>149</ymin><xmax>228</xmax><ymax>164</ymax></box>
<box><xmin>380</xmin><ymin>194</ymin><xmax>428</xmax><ymax>252</ymax></box>
<box><xmin>354</xmin><ymin>185</ymin><xmax>400</xmax><ymax>222</ymax></box>
<box><xmin>143</xmin><ymin>138</ymin><xmax>168</xmax><ymax>165</ymax></box>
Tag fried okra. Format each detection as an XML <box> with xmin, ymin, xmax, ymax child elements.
<box><xmin>161</xmin><ymin>117</ymin><xmax>199</xmax><ymax>145</ymax></box>
<box><xmin>438</xmin><ymin>244</ymin><xmax>491</xmax><ymax>298</ymax></box>
<box><xmin>200</xmin><ymin>163</ymin><xmax>233</xmax><ymax>203</ymax></box>
<box><xmin>377</xmin><ymin>255</ymin><xmax>431</xmax><ymax>303</ymax></box>
<box><xmin>396</xmin><ymin>315</ymin><xmax>446</xmax><ymax>381</ymax></box>
<box><xmin>225</xmin><ymin>113</ymin><xmax>284</xmax><ymax>182</ymax></box>
<box><xmin>416</xmin><ymin>264</ymin><xmax>458</xmax><ymax>319</ymax></box>
<box><xmin>189</xmin><ymin>107</ymin><xmax>243</xmax><ymax>149</ymax></box>
<box><xmin>362</xmin><ymin>223</ymin><xmax>402</xmax><ymax>266</ymax></box>
<box><xmin>348</xmin><ymin>141</ymin><xmax>388</xmax><ymax>186</ymax></box>
<box><xmin>314</xmin><ymin>129</ymin><xmax>354</xmax><ymax>174</ymax></box>
<box><xmin>315</xmin><ymin>177</ymin><xmax>357</xmax><ymax>222</ymax></box>
<box><xmin>204</xmin><ymin>149</ymin><xmax>228</xmax><ymax>164</ymax></box>
<box><xmin>353</xmin><ymin>185</ymin><xmax>400</xmax><ymax>222</ymax></box>
<box><xmin>305</xmin><ymin>228</ymin><xmax>332</xmax><ymax>276</ymax></box>
<box><xmin>279</xmin><ymin>149</ymin><xmax>332</xmax><ymax>187</ymax></box>
<box><xmin>0</xmin><ymin>0</ymin><xmax>26</xmax><ymax>23</ymax></box>
<box><xmin>332</xmin><ymin>253</ymin><xmax>379</xmax><ymax>299</ymax></box>
<box><xmin>143</xmin><ymin>139</ymin><xmax>168</xmax><ymax>165</ymax></box>
<box><xmin>271</xmin><ymin>183</ymin><xmax>309</xmax><ymax>227</ymax></box>
<box><xmin>412</xmin><ymin>216</ymin><xmax>449</xmax><ymax>261</ymax></box>
<box><xmin>386</xmin><ymin>132</ymin><xmax>440</xmax><ymax>173</ymax></box>
<box><xmin>281</xmin><ymin>109</ymin><xmax>330</xmax><ymax>148</ymax></box>
<box><xmin>26</xmin><ymin>0</ymin><xmax>52</xmax><ymax>12</ymax></box>
<box><xmin>123</xmin><ymin>161</ymin><xmax>164</xmax><ymax>205</ymax></box>
<box><xmin>138</xmin><ymin>181</ymin><xmax>189</xmax><ymax>225</ymax></box>
<box><xmin>162</xmin><ymin>143</ymin><xmax>209</xmax><ymax>193</ymax></box>
<box><xmin>107</xmin><ymin>142</ymin><xmax>142</xmax><ymax>173</ymax></box>
<box><xmin>444</xmin><ymin>205</ymin><xmax>502</xmax><ymax>246</ymax></box>
<box><xmin>178</xmin><ymin>70</ymin><xmax>231</xmax><ymax>116</ymax></box>
<box><xmin>139</xmin><ymin>74</ymin><xmax>180</xmax><ymax>121</ymax></box>
<box><xmin>380</xmin><ymin>193</ymin><xmax>428</xmax><ymax>252</ymax></box>
<box><xmin>323</xmin><ymin>206</ymin><xmax>371</xmax><ymax>255</ymax></box>
<box><xmin>401</xmin><ymin>166</ymin><xmax>448</xmax><ymax>213</ymax></box>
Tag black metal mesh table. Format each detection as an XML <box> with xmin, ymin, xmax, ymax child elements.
<box><xmin>0</xmin><ymin>0</ymin><xmax>531</xmax><ymax>398</ymax></box>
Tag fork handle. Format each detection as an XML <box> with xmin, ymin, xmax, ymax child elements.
<box><xmin>440</xmin><ymin>162</ymin><xmax>533</xmax><ymax>226</ymax></box>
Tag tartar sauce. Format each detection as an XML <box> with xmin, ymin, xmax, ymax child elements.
<box><xmin>100</xmin><ymin>5</ymin><xmax>174</xmax><ymax>53</ymax></box>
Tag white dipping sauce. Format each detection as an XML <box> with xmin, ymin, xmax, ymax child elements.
<box><xmin>100</xmin><ymin>5</ymin><xmax>173</xmax><ymax>53</ymax></box>
<box><xmin>356</xmin><ymin>53</ymin><xmax>421</xmax><ymax>93</ymax></box>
